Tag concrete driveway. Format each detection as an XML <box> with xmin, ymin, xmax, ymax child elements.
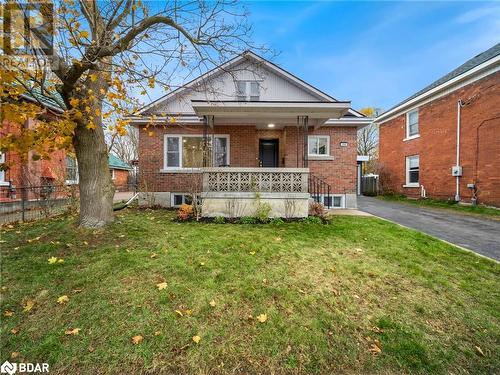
<box><xmin>357</xmin><ymin>196</ymin><xmax>500</xmax><ymax>261</ymax></box>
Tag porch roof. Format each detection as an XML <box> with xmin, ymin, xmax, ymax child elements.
<box><xmin>191</xmin><ymin>100</ymin><xmax>351</xmax><ymax>121</ymax></box>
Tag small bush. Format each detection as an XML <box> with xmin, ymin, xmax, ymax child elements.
<box><xmin>238</xmin><ymin>216</ymin><xmax>257</xmax><ymax>224</ymax></box>
<box><xmin>177</xmin><ymin>204</ymin><xmax>193</xmax><ymax>221</ymax></box>
<box><xmin>309</xmin><ymin>201</ymin><xmax>327</xmax><ymax>219</ymax></box>
<box><xmin>213</xmin><ymin>216</ymin><xmax>226</xmax><ymax>224</ymax></box>
<box><xmin>255</xmin><ymin>202</ymin><xmax>272</xmax><ymax>223</ymax></box>
<box><xmin>302</xmin><ymin>216</ymin><xmax>323</xmax><ymax>224</ymax></box>
<box><xmin>270</xmin><ymin>217</ymin><xmax>285</xmax><ymax>225</ymax></box>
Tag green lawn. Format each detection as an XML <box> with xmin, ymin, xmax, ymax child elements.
<box><xmin>1</xmin><ymin>210</ymin><xmax>499</xmax><ymax>374</ymax></box>
<box><xmin>377</xmin><ymin>194</ymin><xmax>500</xmax><ymax>220</ymax></box>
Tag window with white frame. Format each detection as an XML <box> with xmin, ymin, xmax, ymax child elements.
<box><xmin>318</xmin><ymin>194</ymin><xmax>344</xmax><ymax>208</ymax></box>
<box><xmin>164</xmin><ymin>135</ymin><xmax>229</xmax><ymax>169</ymax></box>
<box><xmin>406</xmin><ymin>109</ymin><xmax>419</xmax><ymax>138</ymax></box>
<box><xmin>308</xmin><ymin>136</ymin><xmax>330</xmax><ymax>156</ymax></box>
<box><xmin>0</xmin><ymin>152</ymin><xmax>6</xmax><ymax>185</ymax></box>
<box><xmin>110</xmin><ymin>169</ymin><xmax>115</xmax><ymax>180</ymax></box>
<box><xmin>236</xmin><ymin>81</ymin><xmax>260</xmax><ymax>101</ymax></box>
<box><xmin>405</xmin><ymin>155</ymin><xmax>420</xmax><ymax>186</ymax></box>
<box><xmin>66</xmin><ymin>156</ymin><xmax>78</xmax><ymax>184</ymax></box>
<box><xmin>171</xmin><ymin>193</ymin><xmax>202</xmax><ymax>207</ymax></box>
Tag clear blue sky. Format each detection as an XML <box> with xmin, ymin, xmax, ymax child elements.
<box><xmin>244</xmin><ymin>1</ymin><xmax>500</xmax><ymax>110</ymax></box>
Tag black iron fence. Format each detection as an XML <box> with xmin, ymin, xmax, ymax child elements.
<box><xmin>308</xmin><ymin>174</ymin><xmax>333</xmax><ymax>208</ymax></box>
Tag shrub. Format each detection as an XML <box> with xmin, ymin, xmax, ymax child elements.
<box><xmin>255</xmin><ymin>202</ymin><xmax>272</xmax><ymax>223</ymax></box>
<box><xmin>302</xmin><ymin>216</ymin><xmax>323</xmax><ymax>224</ymax></box>
<box><xmin>270</xmin><ymin>217</ymin><xmax>285</xmax><ymax>225</ymax></box>
<box><xmin>177</xmin><ymin>204</ymin><xmax>193</xmax><ymax>221</ymax></box>
<box><xmin>238</xmin><ymin>216</ymin><xmax>257</xmax><ymax>224</ymax></box>
<box><xmin>213</xmin><ymin>216</ymin><xmax>226</xmax><ymax>224</ymax></box>
<box><xmin>309</xmin><ymin>201</ymin><xmax>327</xmax><ymax>219</ymax></box>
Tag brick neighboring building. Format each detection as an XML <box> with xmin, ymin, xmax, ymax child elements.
<box><xmin>132</xmin><ymin>51</ymin><xmax>370</xmax><ymax>216</ymax></box>
<box><xmin>376</xmin><ymin>43</ymin><xmax>500</xmax><ymax>207</ymax></box>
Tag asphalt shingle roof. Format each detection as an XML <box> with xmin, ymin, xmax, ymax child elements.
<box><xmin>387</xmin><ymin>42</ymin><xmax>500</xmax><ymax>113</ymax></box>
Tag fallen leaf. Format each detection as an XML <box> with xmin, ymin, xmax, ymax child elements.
<box><xmin>132</xmin><ymin>335</ymin><xmax>143</xmax><ymax>345</ymax></box>
<box><xmin>249</xmin><ymin>251</ymin><xmax>256</xmax><ymax>255</ymax></box>
<box><xmin>150</xmin><ymin>253</ymin><xmax>158</xmax><ymax>259</ymax></box>
<box><xmin>57</xmin><ymin>295</ymin><xmax>69</xmax><ymax>304</ymax></box>
<box><xmin>88</xmin><ymin>346</ymin><xmax>95</xmax><ymax>353</ymax></box>
<box><xmin>10</xmin><ymin>328</ymin><xmax>19</xmax><ymax>335</ymax></box>
<box><xmin>199</xmin><ymin>262</ymin><xmax>205</xmax><ymax>266</ymax></box>
<box><xmin>353</xmin><ymin>294</ymin><xmax>360</xmax><ymax>299</ymax></box>
<box><xmin>274</xmin><ymin>237</ymin><xmax>282</xmax><ymax>241</ymax></box>
<box><xmin>83</xmin><ymin>241</ymin><xmax>88</xmax><ymax>245</ymax></box>
<box><xmin>154</xmin><ymin>331</ymin><xmax>161</xmax><ymax>336</ymax></box>
<box><xmin>72</xmin><ymin>288</ymin><xmax>83</xmax><ymax>293</ymax></box>
<box><xmin>209</xmin><ymin>300</ymin><xmax>216</xmax><ymax>307</ymax></box>
<box><xmin>372</xmin><ymin>326</ymin><xmax>384</xmax><ymax>333</ymax></box>
<box><xmin>57</xmin><ymin>259</ymin><xmax>64</xmax><ymax>263</ymax></box>
<box><xmin>175</xmin><ymin>310</ymin><xmax>184</xmax><ymax>317</ymax></box>
<box><xmin>369</xmin><ymin>343</ymin><xmax>382</xmax><ymax>355</ymax></box>
<box><xmin>23</xmin><ymin>299</ymin><xmax>35</xmax><ymax>312</ymax></box>
<box><xmin>65</xmin><ymin>328</ymin><xmax>81</xmax><ymax>335</ymax></box>
<box><xmin>256</xmin><ymin>313</ymin><xmax>267</xmax><ymax>323</ymax></box>
<box><xmin>475</xmin><ymin>345</ymin><xmax>485</xmax><ymax>356</ymax></box>
<box><xmin>118</xmin><ymin>234</ymin><xmax>125</xmax><ymax>238</ymax></box>
<box><xmin>192</xmin><ymin>335</ymin><xmax>201</xmax><ymax>344</ymax></box>
<box><xmin>156</xmin><ymin>282</ymin><xmax>168</xmax><ymax>290</ymax></box>
<box><xmin>3</xmin><ymin>310</ymin><xmax>14</xmax><ymax>317</ymax></box>
<box><xmin>48</xmin><ymin>256</ymin><xmax>58</xmax><ymax>264</ymax></box>
<box><xmin>11</xmin><ymin>352</ymin><xmax>20</xmax><ymax>359</ymax></box>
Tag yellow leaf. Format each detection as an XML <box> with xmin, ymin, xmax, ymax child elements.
<box><xmin>23</xmin><ymin>299</ymin><xmax>35</xmax><ymax>312</ymax></box>
<box><xmin>154</xmin><ymin>331</ymin><xmax>161</xmax><ymax>336</ymax></box>
<box><xmin>11</xmin><ymin>352</ymin><xmax>20</xmax><ymax>359</ymax></box>
<box><xmin>57</xmin><ymin>295</ymin><xmax>69</xmax><ymax>304</ymax></box>
<box><xmin>132</xmin><ymin>335</ymin><xmax>143</xmax><ymax>345</ymax></box>
<box><xmin>256</xmin><ymin>313</ymin><xmax>267</xmax><ymax>323</ymax></box>
<box><xmin>156</xmin><ymin>282</ymin><xmax>167</xmax><ymax>290</ymax></box>
<box><xmin>57</xmin><ymin>259</ymin><xmax>64</xmax><ymax>263</ymax></box>
<box><xmin>3</xmin><ymin>310</ymin><xmax>14</xmax><ymax>317</ymax></box>
<box><xmin>209</xmin><ymin>300</ymin><xmax>216</xmax><ymax>307</ymax></box>
<box><xmin>65</xmin><ymin>328</ymin><xmax>81</xmax><ymax>335</ymax></box>
<box><xmin>369</xmin><ymin>343</ymin><xmax>382</xmax><ymax>355</ymax></box>
<box><xmin>475</xmin><ymin>345</ymin><xmax>485</xmax><ymax>356</ymax></box>
<box><xmin>150</xmin><ymin>253</ymin><xmax>158</xmax><ymax>259</ymax></box>
<box><xmin>48</xmin><ymin>256</ymin><xmax>58</xmax><ymax>264</ymax></box>
<box><xmin>80</xmin><ymin>31</ymin><xmax>89</xmax><ymax>39</ymax></box>
<box><xmin>249</xmin><ymin>251</ymin><xmax>255</xmax><ymax>255</ymax></box>
<box><xmin>192</xmin><ymin>335</ymin><xmax>201</xmax><ymax>344</ymax></box>
<box><xmin>69</xmin><ymin>98</ymin><xmax>79</xmax><ymax>107</ymax></box>
<box><xmin>10</xmin><ymin>328</ymin><xmax>19</xmax><ymax>335</ymax></box>
<box><xmin>175</xmin><ymin>310</ymin><xmax>184</xmax><ymax>317</ymax></box>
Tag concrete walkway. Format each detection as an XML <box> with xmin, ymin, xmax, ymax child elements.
<box><xmin>357</xmin><ymin>196</ymin><xmax>500</xmax><ymax>261</ymax></box>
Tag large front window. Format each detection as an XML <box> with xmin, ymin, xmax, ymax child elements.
<box><xmin>164</xmin><ymin>135</ymin><xmax>229</xmax><ymax>169</ymax></box>
<box><xmin>0</xmin><ymin>152</ymin><xmax>6</xmax><ymax>185</ymax></box>
<box><xmin>308</xmin><ymin>136</ymin><xmax>330</xmax><ymax>156</ymax></box>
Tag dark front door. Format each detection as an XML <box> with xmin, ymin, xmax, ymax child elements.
<box><xmin>259</xmin><ymin>139</ymin><xmax>279</xmax><ymax>167</ymax></box>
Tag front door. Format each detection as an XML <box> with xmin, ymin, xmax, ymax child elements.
<box><xmin>259</xmin><ymin>139</ymin><xmax>279</xmax><ymax>167</ymax></box>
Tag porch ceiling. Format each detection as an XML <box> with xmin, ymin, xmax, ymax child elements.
<box><xmin>191</xmin><ymin>100</ymin><xmax>351</xmax><ymax>124</ymax></box>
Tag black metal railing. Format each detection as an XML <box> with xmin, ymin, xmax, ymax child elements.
<box><xmin>308</xmin><ymin>174</ymin><xmax>333</xmax><ymax>208</ymax></box>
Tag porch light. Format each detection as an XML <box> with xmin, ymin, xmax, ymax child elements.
<box><xmin>267</xmin><ymin>123</ymin><xmax>275</xmax><ymax>128</ymax></box>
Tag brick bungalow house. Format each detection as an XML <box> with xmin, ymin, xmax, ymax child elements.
<box><xmin>129</xmin><ymin>51</ymin><xmax>371</xmax><ymax>217</ymax></box>
<box><xmin>376</xmin><ymin>43</ymin><xmax>500</xmax><ymax>207</ymax></box>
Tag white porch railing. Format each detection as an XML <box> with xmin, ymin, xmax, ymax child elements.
<box><xmin>202</xmin><ymin>167</ymin><xmax>309</xmax><ymax>193</ymax></box>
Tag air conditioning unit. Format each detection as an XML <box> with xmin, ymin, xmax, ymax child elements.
<box><xmin>451</xmin><ymin>166</ymin><xmax>463</xmax><ymax>177</ymax></box>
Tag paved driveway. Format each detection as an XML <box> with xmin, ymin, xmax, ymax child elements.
<box><xmin>357</xmin><ymin>196</ymin><xmax>500</xmax><ymax>261</ymax></box>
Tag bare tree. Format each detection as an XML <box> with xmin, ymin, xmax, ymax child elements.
<box><xmin>1</xmin><ymin>0</ymin><xmax>265</xmax><ymax>227</ymax></box>
<box><xmin>107</xmin><ymin>125</ymin><xmax>138</xmax><ymax>164</ymax></box>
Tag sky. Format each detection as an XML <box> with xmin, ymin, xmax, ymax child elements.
<box><xmin>241</xmin><ymin>1</ymin><xmax>500</xmax><ymax>110</ymax></box>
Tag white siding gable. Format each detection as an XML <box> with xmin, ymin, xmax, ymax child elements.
<box><xmin>145</xmin><ymin>58</ymin><xmax>326</xmax><ymax>115</ymax></box>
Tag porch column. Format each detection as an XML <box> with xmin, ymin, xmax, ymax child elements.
<box><xmin>203</xmin><ymin>116</ymin><xmax>209</xmax><ymax>167</ymax></box>
<box><xmin>300</xmin><ymin>115</ymin><xmax>309</xmax><ymax>168</ymax></box>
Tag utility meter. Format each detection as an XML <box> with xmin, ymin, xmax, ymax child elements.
<box><xmin>451</xmin><ymin>166</ymin><xmax>463</xmax><ymax>177</ymax></box>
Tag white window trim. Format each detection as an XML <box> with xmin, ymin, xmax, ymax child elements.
<box><xmin>315</xmin><ymin>194</ymin><xmax>345</xmax><ymax>209</ymax></box>
<box><xmin>163</xmin><ymin>134</ymin><xmax>230</xmax><ymax>171</ymax></box>
<box><xmin>0</xmin><ymin>152</ymin><xmax>8</xmax><ymax>186</ymax></box>
<box><xmin>111</xmin><ymin>169</ymin><xmax>116</xmax><ymax>180</ymax></box>
<box><xmin>236</xmin><ymin>80</ymin><xmax>260</xmax><ymax>101</ymax></box>
<box><xmin>65</xmin><ymin>157</ymin><xmax>79</xmax><ymax>185</ymax></box>
<box><xmin>308</xmin><ymin>135</ymin><xmax>330</xmax><ymax>157</ymax></box>
<box><xmin>404</xmin><ymin>155</ymin><xmax>420</xmax><ymax>188</ymax></box>
<box><xmin>405</xmin><ymin>108</ymin><xmax>419</xmax><ymax>139</ymax></box>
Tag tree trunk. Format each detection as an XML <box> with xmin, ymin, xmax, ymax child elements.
<box><xmin>72</xmin><ymin>77</ymin><xmax>114</xmax><ymax>228</ymax></box>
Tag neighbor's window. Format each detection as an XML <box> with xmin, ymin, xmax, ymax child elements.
<box><xmin>406</xmin><ymin>155</ymin><xmax>419</xmax><ymax>186</ymax></box>
<box><xmin>0</xmin><ymin>152</ymin><xmax>5</xmax><ymax>184</ymax></box>
<box><xmin>236</xmin><ymin>81</ymin><xmax>260</xmax><ymax>101</ymax></box>
<box><xmin>308</xmin><ymin>136</ymin><xmax>330</xmax><ymax>156</ymax></box>
<box><xmin>164</xmin><ymin>135</ymin><xmax>229</xmax><ymax>169</ymax></box>
<box><xmin>66</xmin><ymin>156</ymin><xmax>78</xmax><ymax>183</ymax></box>
<box><xmin>406</xmin><ymin>109</ymin><xmax>419</xmax><ymax>138</ymax></box>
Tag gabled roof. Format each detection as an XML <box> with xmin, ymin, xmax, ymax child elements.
<box><xmin>137</xmin><ymin>51</ymin><xmax>365</xmax><ymax>118</ymax></box>
<box><xmin>20</xmin><ymin>85</ymin><xmax>65</xmax><ymax>113</ymax></box>
<box><xmin>109</xmin><ymin>154</ymin><xmax>132</xmax><ymax>170</ymax></box>
<box><xmin>377</xmin><ymin>43</ymin><xmax>500</xmax><ymax>123</ymax></box>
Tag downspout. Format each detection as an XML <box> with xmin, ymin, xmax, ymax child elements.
<box><xmin>455</xmin><ymin>100</ymin><xmax>463</xmax><ymax>202</ymax></box>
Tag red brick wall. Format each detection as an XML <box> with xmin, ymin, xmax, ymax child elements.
<box><xmin>112</xmin><ymin>169</ymin><xmax>130</xmax><ymax>191</ymax></box>
<box><xmin>379</xmin><ymin>71</ymin><xmax>500</xmax><ymax>206</ymax></box>
<box><xmin>138</xmin><ymin>124</ymin><xmax>358</xmax><ymax>194</ymax></box>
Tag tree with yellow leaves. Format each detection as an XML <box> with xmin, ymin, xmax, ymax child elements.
<box><xmin>1</xmin><ymin>0</ymin><xmax>262</xmax><ymax>227</ymax></box>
